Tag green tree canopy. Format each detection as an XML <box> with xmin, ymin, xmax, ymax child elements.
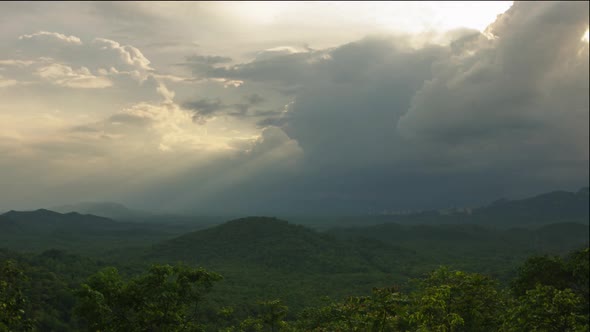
<box><xmin>75</xmin><ymin>264</ymin><xmax>222</xmax><ymax>332</ymax></box>
<box><xmin>410</xmin><ymin>267</ymin><xmax>503</xmax><ymax>332</ymax></box>
<box><xmin>0</xmin><ymin>260</ymin><xmax>34</xmax><ymax>332</ymax></box>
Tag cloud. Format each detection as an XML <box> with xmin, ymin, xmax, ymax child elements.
<box><xmin>182</xmin><ymin>98</ymin><xmax>227</xmax><ymax>123</ymax></box>
<box><xmin>398</xmin><ymin>1</ymin><xmax>589</xmax><ymax>146</ymax></box>
<box><xmin>0</xmin><ymin>59</ymin><xmax>35</xmax><ymax>67</ymax></box>
<box><xmin>243</xmin><ymin>93</ymin><xmax>265</xmax><ymax>105</ymax></box>
<box><xmin>14</xmin><ymin>32</ymin><xmax>154</xmax><ymax>76</ymax></box>
<box><xmin>185</xmin><ymin>54</ymin><xmax>232</xmax><ymax>64</ymax></box>
<box><xmin>156</xmin><ymin>82</ymin><xmax>175</xmax><ymax>102</ymax></box>
<box><xmin>166</xmin><ymin>1</ymin><xmax>589</xmax><ymax>213</ymax></box>
<box><xmin>192</xmin><ymin>48</ymin><xmax>329</xmax><ymax>86</ymax></box>
<box><xmin>18</xmin><ymin>31</ymin><xmax>82</xmax><ymax>44</ymax></box>
<box><xmin>93</xmin><ymin>38</ymin><xmax>152</xmax><ymax>71</ymax></box>
<box><xmin>0</xmin><ymin>74</ymin><xmax>18</xmax><ymax>88</ymax></box>
<box><xmin>182</xmin><ymin>93</ymin><xmax>272</xmax><ymax>123</ymax></box>
<box><xmin>36</xmin><ymin>63</ymin><xmax>112</xmax><ymax>88</ymax></box>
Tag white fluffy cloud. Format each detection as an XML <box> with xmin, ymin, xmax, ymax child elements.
<box><xmin>36</xmin><ymin>63</ymin><xmax>112</xmax><ymax>88</ymax></box>
<box><xmin>93</xmin><ymin>38</ymin><xmax>152</xmax><ymax>71</ymax></box>
<box><xmin>19</xmin><ymin>31</ymin><xmax>82</xmax><ymax>44</ymax></box>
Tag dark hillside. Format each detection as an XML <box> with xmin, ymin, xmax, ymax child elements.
<box><xmin>148</xmin><ymin>216</ymin><xmax>415</xmax><ymax>274</ymax></box>
<box><xmin>472</xmin><ymin>187</ymin><xmax>589</xmax><ymax>226</ymax></box>
<box><xmin>0</xmin><ymin>210</ymin><xmax>188</xmax><ymax>255</ymax></box>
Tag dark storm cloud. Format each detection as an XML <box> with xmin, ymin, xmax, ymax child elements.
<box><xmin>182</xmin><ymin>93</ymin><xmax>272</xmax><ymax>122</ymax></box>
<box><xmin>185</xmin><ymin>54</ymin><xmax>232</xmax><ymax>65</ymax></box>
<box><xmin>174</xmin><ymin>54</ymin><xmax>234</xmax><ymax>81</ymax></box>
<box><xmin>243</xmin><ymin>93</ymin><xmax>265</xmax><ymax>105</ymax></box>
<box><xmin>182</xmin><ymin>98</ymin><xmax>226</xmax><ymax>116</ymax></box>
<box><xmin>162</xmin><ymin>1</ymin><xmax>589</xmax><ymax>214</ymax></box>
<box><xmin>256</xmin><ymin>117</ymin><xmax>288</xmax><ymax>128</ymax></box>
<box><xmin>230</xmin><ymin>94</ymin><xmax>267</xmax><ymax>116</ymax></box>
<box><xmin>185</xmin><ymin>48</ymin><xmax>329</xmax><ymax>87</ymax></box>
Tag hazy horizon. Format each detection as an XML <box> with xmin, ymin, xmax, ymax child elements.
<box><xmin>1</xmin><ymin>1</ymin><xmax>588</xmax><ymax>215</ymax></box>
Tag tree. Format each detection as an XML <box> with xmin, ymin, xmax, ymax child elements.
<box><xmin>234</xmin><ymin>299</ymin><xmax>289</xmax><ymax>332</ymax></box>
<box><xmin>409</xmin><ymin>267</ymin><xmax>503</xmax><ymax>332</ymax></box>
<box><xmin>565</xmin><ymin>247</ymin><xmax>589</xmax><ymax>314</ymax></box>
<box><xmin>502</xmin><ymin>284</ymin><xmax>588</xmax><ymax>332</ymax></box>
<box><xmin>510</xmin><ymin>255</ymin><xmax>571</xmax><ymax>297</ymax></box>
<box><xmin>0</xmin><ymin>260</ymin><xmax>34</xmax><ymax>332</ymax></box>
<box><xmin>75</xmin><ymin>264</ymin><xmax>222</xmax><ymax>332</ymax></box>
<box><xmin>295</xmin><ymin>287</ymin><xmax>410</xmax><ymax>332</ymax></box>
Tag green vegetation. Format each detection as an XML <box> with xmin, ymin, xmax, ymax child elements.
<box><xmin>1</xmin><ymin>247</ymin><xmax>588</xmax><ymax>331</ymax></box>
<box><xmin>0</xmin><ymin>189</ymin><xmax>588</xmax><ymax>331</ymax></box>
<box><xmin>75</xmin><ymin>264</ymin><xmax>221</xmax><ymax>332</ymax></box>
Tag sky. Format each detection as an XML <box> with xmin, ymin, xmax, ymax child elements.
<box><xmin>0</xmin><ymin>1</ymin><xmax>588</xmax><ymax>215</ymax></box>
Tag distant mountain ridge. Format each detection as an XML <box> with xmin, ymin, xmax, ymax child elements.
<box><xmin>51</xmin><ymin>201</ymin><xmax>228</xmax><ymax>225</ymax></box>
<box><xmin>357</xmin><ymin>187</ymin><xmax>589</xmax><ymax>227</ymax></box>
<box><xmin>47</xmin><ymin>186</ymin><xmax>589</xmax><ymax>227</ymax></box>
<box><xmin>1</xmin><ymin>209</ymin><xmax>116</xmax><ymax>231</ymax></box>
<box><xmin>0</xmin><ymin>209</ymin><xmax>192</xmax><ymax>254</ymax></box>
<box><xmin>471</xmin><ymin>187</ymin><xmax>589</xmax><ymax>225</ymax></box>
<box><xmin>52</xmin><ymin>202</ymin><xmax>148</xmax><ymax>221</ymax></box>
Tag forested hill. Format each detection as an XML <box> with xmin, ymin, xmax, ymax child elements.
<box><xmin>147</xmin><ymin>216</ymin><xmax>416</xmax><ymax>274</ymax></box>
<box><xmin>1</xmin><ymin>209</ymin><xmax>116</xmax><ymax>230</ymax></box>
<box><xmin>328</xmin><ymin>222</ymin><xmax>589</xmax><ymax>274</ymax></box>
<box><xmin>52</xmin><ymin>202</ymin><xmax>143</xmax><ymax>221</ymax></box>
<box><xmin>0</xmin><ymin>209</ymin><xmax>191</xmax><ymax>254</ymax></box>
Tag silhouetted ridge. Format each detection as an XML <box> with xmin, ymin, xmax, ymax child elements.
<box><xmin>1</xmin><ymin>209</ymin><xmax>114</xmax><ymax>224</ymax></box>
<box><xmin>473</xmin><ymin>187</ymin><xmax>589</xmax><ymax>225</ymax></box>
<box><xmin>52</xmin><ymin>201</ymin><xmax>143</xmax><ymax>221</ymax></box>
<box><xmin>0</xmin><ymin>209</ymin><xmax>177</xmax><ymax>254</ymax></box>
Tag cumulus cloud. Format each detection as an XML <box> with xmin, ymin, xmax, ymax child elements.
<box><xmin>167</xmin><ymin>1</ymin><xmax>588</xmax><ymax>212</ymax></box>
<box><xmin>93</xmin><ymin>38</ymin><xmax>152</xmax><ymax>71</ymax></box>
<box><xmin>156</xmin><ymin>82</ymin><xmax>175</xmax><ymax>102</ymax></box>
<box><xmin>13</xmin><ymin>31</ymin><xmax>154</xmax><ymax>82</ymax></box>
<box><xmin>18</xmin><ymin>31</ymin><xmax>82</xmax><ymax>44</ymax></box>
<box><xmin>182</xmin><ymin>93</ymin><xmax>272</xmax><ymax>124</ymax></box>
<box><xmin>398</xmin><ymin>1</ymin><xmax>589</xmax><ymax>145</ymax></box>
<box><xmin>36</xmin><ymin>63</ymin><xmax>113</xmax><ymax>88</ymax></box>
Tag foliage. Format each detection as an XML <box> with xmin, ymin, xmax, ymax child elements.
<box><xmin>0</xmin><ymin>213</ymin><xmax>588</xmax><ymax>332</ymax></box>
<box><xmin>502</xmin><ymin>285</ymin><xmax>588</xmax><ymax>332</ymax></box>
<box><xmin>232</xmin><ymin>299</ymin><xmax>290</xmax><ymax>332</ymax></box>
<box><xmin>566</xmin><ymin>247</ymin><xmax>590</xmax><ymax>313</ymax></box>
<box><xmin>75</xmin><ymin>264</ymin><xmax>222</xmax><ymax>332</ymax></box>
<box><xmin>510</xmin><ymin>255</ymin><xmax>572</xmax><ymax>296</ymax></box>
<box><xmin>295</xmin><ymin>287</ymin><xmax>411</xmax><ymax>331</ymax></box>
<box><xmin>0</xmin><ymin>260</ymin><xmax>34</xmax><ymax>332</ymax></box>
<box><xmin>409</xmin><ymin>267</ymin><xmax>503</xmax><ymax>332</ymax></box>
